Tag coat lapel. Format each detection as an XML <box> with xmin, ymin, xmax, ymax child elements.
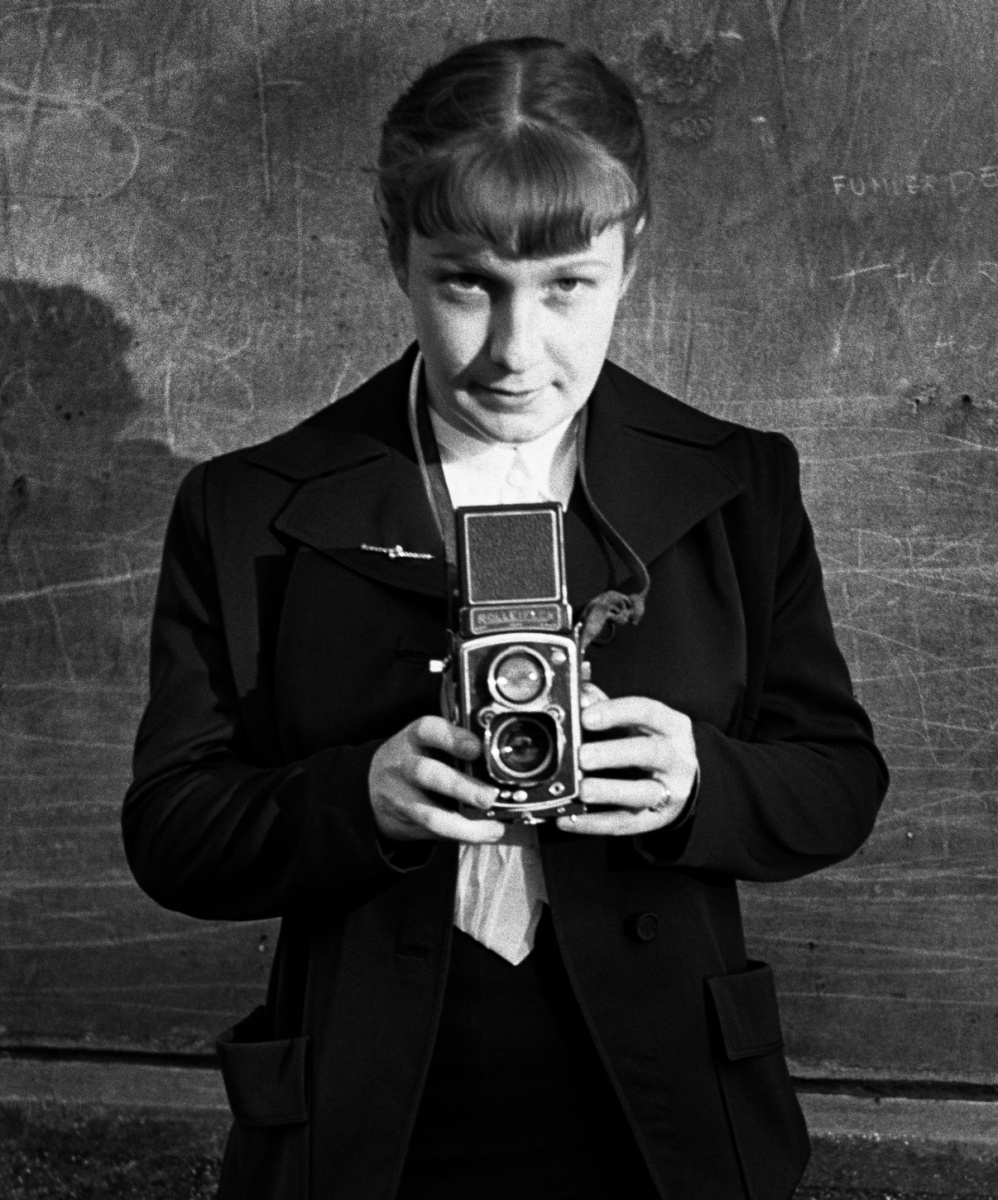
<box><xmin>272</xmin><ymin>458</ymin><xmax>448</xmax><ymax>599</ymax></box>
<box><xmin>565</xmin><ymin>362</ymin><xmax>745</xmax><ymax>601</ymax></box>
<box><xmin>246</xmin><ymin>407</ymin><xmax>449</xmax><ymax>600</ymax></box>
<box><xmin>245</xmin><ymin>350</ymin><xmax>744</xmax><ymax>609</ymax></box>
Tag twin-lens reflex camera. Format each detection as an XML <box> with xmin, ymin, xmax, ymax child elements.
<box><xmin>446</xmin><ymin>502</ymin><xmax>587</xmax><ymax>824</ymax></box>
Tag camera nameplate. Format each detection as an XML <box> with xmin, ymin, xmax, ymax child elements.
<box><xmin>463</xmin><ymin>602</ymin><xmax>570</xmax><ymax>637</ymax></box>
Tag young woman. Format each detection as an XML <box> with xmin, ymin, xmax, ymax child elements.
<box><xmin>123</xmin><ymin>37</ymin><xmax>887</xmax><ymax>1200</ymax></box>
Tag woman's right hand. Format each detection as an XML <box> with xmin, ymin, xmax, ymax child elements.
<box><xmin>369</xmin><ymin>716</ymin><xmax>507</xmax><ymax>843</ymax></box>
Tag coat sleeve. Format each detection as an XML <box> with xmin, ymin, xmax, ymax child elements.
<box><xmin>121</xmin><ymin>463</ymin><xmax>427</xmax><ymax>922</ymax></box>
<box><xmin>641</xmin><ymin>433</ymin><xmax>889</xmax><ymax>880</ymax></box>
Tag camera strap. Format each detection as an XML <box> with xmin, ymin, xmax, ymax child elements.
<box><xmin>408</xmin><ymin>355</ymin><xmax>459</xmax><ymax>622</ymax></box>
<box><xmin>573</xmin><ymin>406</ymin><xmax>651</xmax><ymax>652</ymax></box>
<box><xmin>407</xmin><ymin>353</ymin><xmax>650</xmax><ymax>652</ymax></box>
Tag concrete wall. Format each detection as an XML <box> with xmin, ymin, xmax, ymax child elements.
<box><xmin>1</xmin><ymin>0</ymin><xmax>996</xmax><ymax>1086</ymax></box>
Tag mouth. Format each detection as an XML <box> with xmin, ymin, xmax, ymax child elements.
<box><xmin>470</xmin><ymin>382</ymin><xmax>546</xmax><ymax>403</ymax></box>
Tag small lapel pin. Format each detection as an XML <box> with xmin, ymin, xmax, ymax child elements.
<box><xmin>360</xmin><ymin>543</ymin><xmax>435</xmax><ymax>561</ymax></box>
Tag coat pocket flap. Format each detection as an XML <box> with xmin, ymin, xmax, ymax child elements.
<box><xmin>216</xmin><ymin>1006</ymin><xmax>309</xmax><ymax>1127</ymax></box>
<box><xmin>706</xmin><ymin>960</ymin><xmax>784</xmax><ymax>1061</ymax></box>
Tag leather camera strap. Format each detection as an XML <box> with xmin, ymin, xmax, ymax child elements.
<box><xmin>408</xmin><ymin>355</ymin><xmax>459</xmax><ymax>631</ymax></box>
<box><xmin>573</xmin><ymin>405</ymin><xmax>651</xmax><ymax>651</ymax></box>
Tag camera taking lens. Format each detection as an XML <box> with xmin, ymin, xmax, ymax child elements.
<box><xmin>488</xmin><ymin>713</ymin><xmax>557</xmax><ymax>780</ymax></box>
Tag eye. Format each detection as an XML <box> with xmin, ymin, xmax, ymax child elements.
<box><xmin>441</xmin><ymin>272</ymin><xmax>488</xmax><ymax>293</ymax></box>
<box><xmin>550</xmin><ymin>276</ymin><xmax>592</xmax><ymax>296</ymax></box>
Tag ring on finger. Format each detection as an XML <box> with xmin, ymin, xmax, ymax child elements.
<box><xmin>650</xmin><ymin>776</ymin><xmax>672</xmax><ymax>813</ymax></box>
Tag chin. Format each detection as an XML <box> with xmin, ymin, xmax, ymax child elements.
<box><xmin>462</xmin><ymin>398</ymin><xmax>574</xmax><ymax>441</ymax></box>
<box><xmin>479</xmin><ymin>414</ymin><xmax>554</xmax><ymax>443</ymax></box>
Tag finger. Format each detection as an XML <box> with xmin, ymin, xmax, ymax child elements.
<box><xmin>556</xmin><ymin>807</ymin><xmax>677</xmax><ymax>837</ymax></box>
<box><xmin>410</xmin><ymin>755</ymin><xmax>498</xmax><ymax>810</ymax></box>
<box><xmin>581</xmin><ymin>695</ymin><xmax>673</xmax><ymax>735</ymax></box>
<box><xmin>579</xmin><ymin>681</ymin><xmax>609</xmax><ymax>709</ymax></box>
<box><xmin>581</xmin><ymin>775</ymin><xmax>675</xmax><ymax>811</ymax></box>
<box><xmin>415</xmin><ymin>801</ymin><xmax>506</xmax><ymax>843</ymax></box>
<box><xmin>580</xmin><ymin>736</ymin><xmax>669</xmax><ymax>774</ymax></box>
<box><xmin>376</xmin><ymin>806</ymin><xmax>432</xmax><ymax>841</ymax></box>
<box><xmin>409</xmin><ymin>715</ymin><xmax>481</xmax><ymax>760</ymax></box>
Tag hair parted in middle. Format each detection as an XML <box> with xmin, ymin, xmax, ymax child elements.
<box><xmin>377</xmin><ymin>37</ymin><xmax>650</xmax><ymax>272</ymax></box>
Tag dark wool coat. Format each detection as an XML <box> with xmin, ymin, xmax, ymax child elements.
<box><xmin>122</xmin><ymin>345</ymin><xmax>888</xmax><ymax>1200</ymax></box>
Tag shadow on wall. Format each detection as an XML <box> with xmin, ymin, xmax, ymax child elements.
<box><xmin>0</xmin><ymin>278</ymin><xmax>193</xmax><ymax>690</ymax></box>
<box><xmin>0</xmin><ymin>281</ymin><xmax>139</xmax><ymax>428</ymax></box>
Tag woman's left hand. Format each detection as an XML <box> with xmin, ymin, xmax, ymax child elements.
<box><xmin>557</xmin><ymin>685</ymin><xmax>699</xmax><ymax>836</ymax></box>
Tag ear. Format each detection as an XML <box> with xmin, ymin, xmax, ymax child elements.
<box><xmin>620</xmin><ymin>216</ymin><xmax>647</xmax><ymax>295</ymax></box>
<box><xmin>389</xmin><ymin>244</ymin><xmax>410</xmax><ymax>296</ymax></box>
<box><xmin>375</xmin><ymin>186</ymin><xmax>410</xmax><ymax>294</ymax></box>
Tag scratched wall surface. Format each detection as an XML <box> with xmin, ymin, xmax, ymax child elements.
<box><xmin>0</xmin><ymin>0</ymin><xmax>995</xmax><ymax>1077</ymax></box>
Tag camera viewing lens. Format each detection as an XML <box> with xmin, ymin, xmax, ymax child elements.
<box><xmin>492</xmin><ymin>650</ymin><xmax>546</xmax><ymax>704</ymax></box>
<box><xmin>491</xmin><ymin>714</ymin><xmax>555</xmax><ymax>780</ymax></box>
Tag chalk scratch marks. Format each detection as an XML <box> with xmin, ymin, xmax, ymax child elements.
<box><xmin>20</xmin><ymin>0</ymin><xmax>55</xmax><ymax>181</ymax></box>
<box><xmin>294</xmin><ymin>156</ymin><xmax>304</xmax><ymax>354</ymax></box>
<box><xmin>0</xmin><ymin>77</ymin><xmax>143</xmax><ymax>203</ymax></box>
<box><xmin>248</xmin><ymin>0</ymin><xmax>272</xmax><ymax>212</ymax></box>
<box><xmin>844</xmin><ymin>2</ymin><xmax>877</xmax><ymax>161</ymax></box>
<box><xmin>829</xmin><ymin>262</ymin><xmax>893</xmax><ymax>282</ymax></box>
<box><xmin>0</xmin><ymin>567</ymin><xmax>159</xmax><ymax>607</ymax></box>
<box><xmin>762</xmin><ymin>0</ymin><xmax>793</xmax><ymax>132</ymax></box>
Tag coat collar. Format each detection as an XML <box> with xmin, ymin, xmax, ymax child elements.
<box><xmin>246</xmin><ymin>346</ymin><xmax>744</xmax><ymax>605</ymax></box>
<box><xmin>581</xmin><ymin>361</ymin><xmax>743</xmax><ymax>575</ymax></box>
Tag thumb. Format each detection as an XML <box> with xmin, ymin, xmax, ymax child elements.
<box><xmin>580</xmin><ymin>681</ymin><xmax>609</xmax><ymax>708</ymax></box>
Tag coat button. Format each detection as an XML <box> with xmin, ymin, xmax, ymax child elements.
<box><xmin>626</xmin><ymin>912</ymin><xmax>660</xmax><ymax>942</ymax></box>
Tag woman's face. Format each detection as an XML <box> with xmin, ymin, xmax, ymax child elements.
<box><xmin>397</xmin><ymin>223</ymin><xmax>633</xmax><ymax>444</ymax></box>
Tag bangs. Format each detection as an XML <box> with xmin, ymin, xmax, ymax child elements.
<box><xmin>404</xmin><ymin>125</ymin><xmax>639</xmax><ymax>258</ymax></box>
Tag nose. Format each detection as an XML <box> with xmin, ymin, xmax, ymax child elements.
<box><xmin>487</xmin><ymin>293</ymin><xmax>542</xmax><ymax>374</ymax></box>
